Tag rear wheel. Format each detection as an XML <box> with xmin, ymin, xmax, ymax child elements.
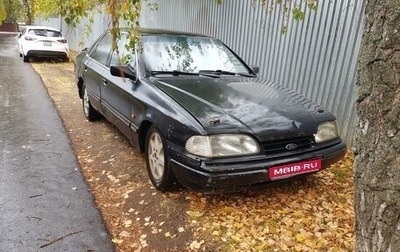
<box><xmin>145</xmin><ymin>125</ymin><xmax>175</xmax><ymax>191</ymax></box>
<box><xmin>82</xmin><ymin>84</ymin><xmax>101</xmax><ymax>121</ymax></box>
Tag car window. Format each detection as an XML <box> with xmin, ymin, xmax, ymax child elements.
<box><xmin>28</xmin><ymin>29</ymin><xmax>62</xmax><ymax>37</ymax></box>
<box><xmin>110</xmin><ymin>33</ymin><xmax>134</xmax><ymax>66</ymax></box>
<box><xmin>90</xmin><ymin>33</ymin><xmax>113</xmax><ymax>66</ymax></box>
<box><xmin>141</xmin><ymin>35</ymin><xmax>250</xmax><ymax>74</ymax></box>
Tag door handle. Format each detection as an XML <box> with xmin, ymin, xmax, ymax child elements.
<box><xmin>102</xmin><ymin>78</ymin><xmax>107</xmax><ymax>86</ymax></box>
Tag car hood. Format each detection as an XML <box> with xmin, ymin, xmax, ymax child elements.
<box><xmin>151</xmin><ymin>77</ymin><xmax>334</xmax><ymax>142</ymax></box>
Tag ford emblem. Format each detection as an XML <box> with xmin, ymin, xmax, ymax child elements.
<box><xmin>286</xmin><ymin>143</ymin><xmax>298</xmax><ymax>151</ymax></box>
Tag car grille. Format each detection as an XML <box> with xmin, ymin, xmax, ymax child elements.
<box><xmin>261</xmin><ymin>136</ymin><xmax>315</xmax><ymax>155</ymax></box>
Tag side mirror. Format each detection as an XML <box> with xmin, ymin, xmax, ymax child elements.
<box><xmin>17</xmin><ymin>33</ymin><xmax>21</xmax><ymax>38</ymax></box>
<box><xmin>250</xmin><ymin>65</ymin><xmax>260</xmax><ymax>74</ymax></box>
<box><xmin>110</xmin><ymin>65</ymin><xmax>137</xmax><ymax>81</ymax></box>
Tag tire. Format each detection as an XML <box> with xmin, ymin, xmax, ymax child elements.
<box><xmin>82</xmin><ymin>84</ymin><xmax>101</xmax><ymax>121</ymax></box>
<box><xmin>145</xmin><ymin>125</ymin><xmax>176</xmax><ymax>191</ymax></box>
<box><xmin>23</xmin><ymin>54</ymin><xmax>29</xmax><ymax>62</ymax></box>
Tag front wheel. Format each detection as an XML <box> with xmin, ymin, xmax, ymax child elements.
<box><xmin>145</xmin><ymin>126</ymin><xmax>176</xmax><ymax>191</ymax></box>
<box><xmin>82</xmin><ymin>84</ymin><xmax>101</xmax><ymax>121</ymax></box>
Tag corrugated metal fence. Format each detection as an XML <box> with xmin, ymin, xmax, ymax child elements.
<box><xmin>37</xmin><ymin>0</ymin><xmax>365</xmax><ymax>146</ymax></box>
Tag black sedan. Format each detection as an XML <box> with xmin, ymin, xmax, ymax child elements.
<box><xmin>74</xmin><ymin>29</ymin><xmax>346</xmax><ymax>193</ymax></box>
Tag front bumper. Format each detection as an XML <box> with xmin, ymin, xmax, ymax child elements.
<box><xmin>170</xmin><ymin>141</ymin><xmax>346</xmax><ymax>194</ymax></box>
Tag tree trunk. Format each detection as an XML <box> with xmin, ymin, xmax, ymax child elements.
<box><xmin>354</xmin><ymin>0</ymin><xmax>400</xmax><ymax>251</ymax></box>
<box><xmin>22</xmin><ymin>0</ymin><xmax>32</xmax><ymax>25</ymax></box>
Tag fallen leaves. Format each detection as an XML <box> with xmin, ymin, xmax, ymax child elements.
<box><xmin>186</xmin><ymin>151</ymin><xmax>355</xmax><ymax>251</ymax></box>
<box><xmin>189</xmin><ymin>240</ymin><xmax>205</xmax><ymax>250</ymax></box>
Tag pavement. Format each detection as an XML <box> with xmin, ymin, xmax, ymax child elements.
<box><xmin>0</xmin><ymin>33</ymin><xmax>114</xmax><ymax>251</ymax></box>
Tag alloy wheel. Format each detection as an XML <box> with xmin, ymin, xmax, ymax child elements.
<box><xmin>147</xmin><ymin>131</ymin><xmax>165</xmax><ymax>182</ymax></box>
<box><xmin>83</xmin><ymin>87</ymin><xmax>90</xmax><ymax>117</ymax></box>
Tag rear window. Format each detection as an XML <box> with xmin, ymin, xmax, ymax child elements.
<box><xmin>28</xmin><ymin>29</ymin><xmax>62</xmax><ymax>37</ymax></box>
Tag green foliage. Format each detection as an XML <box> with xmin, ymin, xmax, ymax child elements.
<box><xmin>257</xmin><ymin>0</ymin><xmax>318</xmax><ymax>35</ymax></box>
<box><xmin>27</xmin><ymin>0</ymin><xmax>317</xmax><ymax>52</ymax></box>
<box><xmin>107</xmin><ymin>0</ymin><xmax>141</xmax><ymax>54</ymax></box>
<box><xmin>0</xmin><ymin>0</ymin><xmax>6</xmax><ymax>25</ymax></box>
<box><xmin>292</xmin><ymin>7</ymin><xmax>305</xmax><ymax>21</ymax></box>
<box><xmin>308</xmin><ymin>1</ymin><xmax>317</xmax><ymax>12</ymax></box>
<box><xmin>33</xmin><ymin>0</ymin><xmax>100</xmax><ymax>28</ymax></box>
<box><xmin>31</xmin><ymin>0</ymin><xmax>142</xmax><ymax>56</ymax></box>
<box><xmin>147</xmin><ymin>2</ymin><xmax>158</xmax><ymax>11</ymax></box>
<box><xmin>0</xmin><ymin>10</ymin><xmax>6</xmax><ymax>25</ymax></box>
<box><xmin>0</xmin><ymin>0</ymin><xmax>24</xmax><ymax>23</ymax></box>
<box><xmin>281</xmin><ymin>25</ymin><xmax>287</xmax><ymax>35</ymax></box>
<box><xmin>62</xmin><ymin>1</ymin><xmax>89</xmax><ymax>27</ymax></box>
<box><xmin>32</xmin><ymin>0</ymin><xmax>57</xmax><ymax>19</ymax></box>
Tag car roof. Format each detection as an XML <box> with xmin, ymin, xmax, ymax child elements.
<box><xmin>118</xmin><ymin>27</ymin><xmax>211</xmax><ymax>38</ymax></box>
<box><xmin>24</xmin><ymin>25</ymin><xmax>61</xmax><ymax>32</ymax></box>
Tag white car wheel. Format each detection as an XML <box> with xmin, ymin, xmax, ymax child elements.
<box><xmin>146</xmin><ymin>126</ymin><xmax>175</xmax><ymax>191</ymax></box>
<box><xmin>82</xmin><ymin>84</ymin><xmax>100</xmax><ymax>121</ymax></box>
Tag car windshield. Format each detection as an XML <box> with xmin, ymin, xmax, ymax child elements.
<box><xmin>28</xmin><ymin>29</ymin><xmax>62</xmax><ymax>37</ymax></box>
<box><xmin>141</xmin><ymin>35</ymin><xmax>251</xmax><ymax>75</ymax></box>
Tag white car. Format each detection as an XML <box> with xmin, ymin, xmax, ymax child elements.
<box><xmin>18</xmin><ymin>26</ymin><xmax>69</xmax><ymax>62</ymax></box>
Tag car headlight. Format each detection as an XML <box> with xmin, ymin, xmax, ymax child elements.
<box><xmin>185</xmin><ymin>134</ymin><xmax>260</xmax><ymax>158</ymax></box>
<box><xmin>314</xmin><ymin>121</ymin><xmax>339</xmax><ymax>143</ymax></box>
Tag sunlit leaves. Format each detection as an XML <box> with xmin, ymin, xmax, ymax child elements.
<box><xmin>0</xmin><ymin>0</ymin><xmax>6</xmax><ymax>24</ymax></box>
<box><xmin>106</xmin><ymin>0</ymin><xmax>141</xmax><ymax>57</ymax></box>
<box><xmin>186</xmin><ymin>151</ymin><xmax>355</xmax><ymax>251</ymax></box>
<box><xmin>281</xmin><ymin>25</ymin><xmax>287</xmax><ymax>35</ymax></box>
<box><xmin>292</xmin><ymin>7</ymin><xmax>305</xmax><ymax>21</ymax></box>
<box><xmin>147</xmin><ymin>2</ymin><xmax>158</xmax><ymax>11</ymax></box>
<box><xmin>256</xmin><ymin>0</ymin><xmax>318</xmax><ymax>35</ymax></box>
<box><xmin>0</xmin><ymin>8</ymin><xmax>6</xmax><ymax>25</ymax></box>
<box><xmin>33</xmin><ymin>0</ymin><xmax>96</xmax><ymax>28</ymax></box>
<box><xmin>31</xmin><ymin>0</ymin><xmax>142</xmax><ymax>56</ymax></box>
<box><xmin>0</xmin><ymin>0</ymin><xmax>24</xmax><ymax>24</ymax></box>
<box><xmin>308</xmin><ymin>0</ymin><xmax>317</xmax><ymax>12</ymax></box>
<box><xmin>32</xmin><ymin>0</ymin><xmax>58</xmax><ymax>19</ymax></box>
<box><xmin>62</xmin><ymin>0</ymin><xmax>91</xmax><ymax>27</ymax></box>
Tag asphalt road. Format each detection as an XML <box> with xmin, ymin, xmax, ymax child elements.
<box><xmin>0</xmin><ymin>33</ymin><xmax>114</xmax><ymax>251</ymax></box>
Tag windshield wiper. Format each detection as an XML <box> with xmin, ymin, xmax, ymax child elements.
<box><xmin>198</xmin><ymin>69</ymin><xmax>253</xmax><ymax>77</ymax></box>
<box><xmin>150</xmin><ymin>70</ymin><xmax>199</xmax><ymax>76</ymax></box>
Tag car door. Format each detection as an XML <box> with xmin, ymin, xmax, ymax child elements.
<box><xmin>83</xmin><ymin>33</ymin><xmax>113</xmax><ymax>112</ymax></box>
<box><xmin>100</xmin><ymin>33</ymin><xmax>141</xmax><ymax>139</ymax></box>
